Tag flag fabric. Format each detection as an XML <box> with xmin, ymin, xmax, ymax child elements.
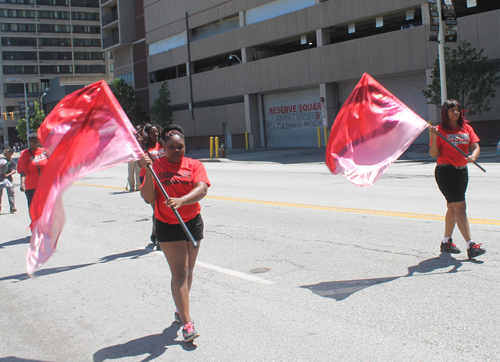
<box><xmin>27</xmin><ymin>80</ymin><xmax>144</xmax><ymax>275</ymax></box>
<box><xmin>325</xmin><ymin>73</ymin><xmax>429</xmax><ymax>187</ymax></box>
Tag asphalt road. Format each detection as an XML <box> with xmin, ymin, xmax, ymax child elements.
<box><xmin>1</xmin><ymin>151</ymin><xmax>499</xmax><ymax>362</ymax></box>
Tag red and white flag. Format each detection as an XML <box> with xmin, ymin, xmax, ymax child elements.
<box><xmin>27</xmin><ymin>80</ymin><xmax>144</xmax><ymax>274</ymax></box>
<box><xmin>326</xmin><ymin>73</ymin><xmax>429</xmax><ymax>187</ymax></box>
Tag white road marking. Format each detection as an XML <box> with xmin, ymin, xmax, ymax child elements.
<box><xmin>196</xmin><ymin>261</ymin><xmax>275</xmax><ymax>284</ymax></box>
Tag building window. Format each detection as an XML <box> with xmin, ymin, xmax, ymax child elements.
<box><xmin>37</xmin><ymin>10</ymin><xmax>70</xmax><ymax>19</ymax></box>
<box><xmin>0</xmin><ymin>23</ymin><xmax>36</xmax><ymax>32</ymax></box>
<box><xmin>40</xmin><ymin>65</ymin><xmax>73</xmax><ymax>73</ymax></box>
<box><xmin>2</xmin><ymin>51</ymin><xmax>37</xmax><ymax>60</ymax></box>
<box><xmin>71</xmin><ymin>11</ymin><xmax>99</xmax><ymax>20</ymax></box>
<box><xmin>191</xmin><ymin>15</ymin><xmax>239</xmax><ymax>42</ymax></box>
<box><xmin>116</xmin><ymin>73</ymin><xmax>133</xmax><ymax>83</ymax></box>
<box><xmin>0</xmin><ymin>9</ymin><xmax>35</xmax><ymax>18</ymax></box>
<box><xmin>2</xmin><ymin>37</ymin><xmax>37</xmax><ymax>46</ymax></box>
<box><xmin>3</xmin><ymin>65</ymin><xmax>37</xmax><ymax>74</ymax></box>
<box><xmin>38</xmin><ymin>38</ymin><xmax>71</xmax><ymax>46</ymax></box>
<box><xmin>73</xmin><ymin>51</ymin><xmax>104</xmax><ymax>60</ymax></box>
<box><xmin>75</xmin><ymin>65</ymin><xmax>105</xmax><ymax>73</ymax></box>
<box><xmin>73</xmin><ymin>38</ymin><xmax>101</xmax><ymax>47</ymax></box>
<box><xmin>36</xmin><ymin>0</ymin><xmax>69</xmax><ymax>5</ymax></box>
<box><xmin>5</xmin><ymin>83</ymin><xmax>39</xmax><ymax>95</ymax></box>
<box><xmin>39</xmin><ymin>51</ymin><xmax>72</xmax><ymax>60</ymax></box>
<box><xmin>150</xmin><ymin>64</ymin><xmax>187</xmax><ymax>83</ymax></box>
<box><xmin>0</xmin><ymin>0</ymin><xmax>34</xmax><ymax>3</ymax></box>
<box><xmin>73</xmin><ymin>25</ymin><xmax>100</xmax><ymax>33</ymax></box>
<box><xmin>71</xmin><ymin>0</ymin><xmax>99</xmax><ymax>7</ymax></box>
<box><xmin>38</xmin><ymin>24</ymin><xmax>71</xmax><ymax>33</ymax></box>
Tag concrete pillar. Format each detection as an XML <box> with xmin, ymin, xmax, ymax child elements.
<box><xmin>316</xmin><ymin>28</ymin><xmax>330</xmax><ymax>47</ymax></box>
<box><xmin>320</xmin><ymin>82</ymin><xmax>339</xmax><ymax>127</ymax></box>
<box><xmin>244</xmin><ymin>93</ymin><xmax>261</xmax><ymax>148</ymax></box>
<box><xmin>242</xmin><ymin>47</ymin><xmax>256</xmax><ymax>63</ymax></box>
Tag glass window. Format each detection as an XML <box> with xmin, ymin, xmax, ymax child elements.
<box><xmin>73</xmin><ymin>38</ymin><xmax>101</xmax><ymax>47</ymax></box>
<box><xmin>40</xmin><ymin>65</ymin><xmax>73</xmax><ymax>73</ymax></box>
<box><xmin>38</xmin><ymin>24</ymin><xmax>71</xmax><ymax>32</ymax></box>
<box><xmin>73</xmin><ymin>51</ymin><xmax>104</xmax><ymax>60</ymax></box>
<box><xmin>75</xmin><ymin>64</ymin><xmax>106</xmax><ymax>73</ymax></box>
<box><xmin>2</xmin><ymin>51</ymin><xmax>37</xmax><ymax>60</ymax></box>
<box><xmin>4</xmin><ymin>83</ymin><xmax>38</xmax><ymax>94</ymax></box>
<box><xmin>0</xmin><ymin>0</ymin><xmax>34</xmax><ymax>4</ymax></box>
<box><xmin>71</xmin><ymin>11</ymin><xmax>99</xmax><ymax>20</ymax></box>
<box><xmin>38</xmin><ymin>38</ymin><xmax>71</xmax><ymax>46</ymax></box>
<box><xmin>0</xmin><ymin>9</ymin><xmax>35</xmax><ymax>18</ymax></box>
<box><xmin>73</xmin><ymin>25</ymin><xmax>100</xmax><ymax>33</ymax></box>
<box><xmin>37</xmin><ymin>10</ymin><xmax>70</xmax><ymax>19</ymax></box>
<box><xmin>0</xmin><ymin>23</ymin><xmax>36</xmax><ymax>32</ymax></box>
<box><xmin>3</xmin><ymin>65</ymin><xmax>37</xmax><ymax>74</ymax></box>
<box><xmin>2</xmin><ymin>37</ymin><xmax>37</xmax><ymax>46</ymax></box>
<box><xmin>71</xmin><ymin>0</ymin><xmax>99</xmax><ymax>7</ymax></box>
<box><xmin>39</xmin><ymin>52</ymin><xmax>72</xmax><ymax>60</ymax></box>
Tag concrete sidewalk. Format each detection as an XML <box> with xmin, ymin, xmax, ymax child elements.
<box><xmin>186</xmin><ymin>145</ymin><xmax>499</xmax><ymax>164</ymax></box>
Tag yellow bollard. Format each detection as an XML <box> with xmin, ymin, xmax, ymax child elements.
<box><xmin>245</xmin><ymin>132</ymin><xmax>249</xmax><ymax>150</ymax></box>
<box><xmin>317</xmin><ymin>127</ymin><xmax>321</xmax><ymax>148</ymax></box>
<box><xmin>210</xmin><ymin>137</ymin><xmax>214</xmax><ymax>158</ymax></box>
<box><xmin>215</xmin><ymin>137</ymin><xmax>219</xmax><ymax>158</ymax></box>
<box><xmin>324</xmin><ymin>126</ymin><xmax>328</xmax><ymax>146</ymax></box>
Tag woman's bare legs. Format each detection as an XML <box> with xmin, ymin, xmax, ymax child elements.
<box><xmin>444</xmin><ymin>201</ymin><xmax>471</xmax><ymax>242</ymax></box>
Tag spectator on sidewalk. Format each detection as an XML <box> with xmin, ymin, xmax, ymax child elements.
<box><xmin>0</xmin><ymin>147</ymin><xmax>17</xmax><ymax>213</ymax></box>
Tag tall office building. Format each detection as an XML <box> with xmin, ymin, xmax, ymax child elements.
<box><xmin>110</xmin><ymin>0</ymin><xmax>499</xmax><ymax>149</ymax></box>
<box><xmin>0</xmin><ymin>0</ymin><xmax>113</xmax><ymax>146</ymax></box>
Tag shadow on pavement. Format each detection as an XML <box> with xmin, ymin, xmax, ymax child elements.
<box><xmin>0</xmin><ymin>357</ymin><xmax>53</xmax><ymax>362</ymax></box>
<box><xmin>0</xmin><ymin>236</ymin><xmax>30</xmax><ymax>249</ymax></box>
<box><xmin>98</xmin><ymin>248</ymin><xmax>155</xmax><ymax>263</ymax></box>
<box><xmin>301</xmin><ymin>252</ymin><xmax>464</xmax><ymax>301</ymax></box>
<box><xmin>0</xmin><ymin>263</ymin><xmax>95</xmax><ymax>283</ymax></box>
<box><xmin>93</xmin><ymin>323</ymin><xmax>196</xmax><ymax>362</ymax></box>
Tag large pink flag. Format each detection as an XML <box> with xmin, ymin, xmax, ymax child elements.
<box><xmin>27</xmin><ymin>80</ymin><xmax>144</xmax><ymax>274</ymax></box>
<box><xmin>325</xmin><ymin>73</ymin><xmax>429</xmax><ymax>187</ymax></box>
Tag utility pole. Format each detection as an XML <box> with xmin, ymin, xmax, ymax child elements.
<box><xmin>436</xmin><ymin>0</ymin><xmax>447</xmax><ymax>103</ymax></box>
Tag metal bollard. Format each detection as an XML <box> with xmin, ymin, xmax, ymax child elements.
<box><xmin>215</xmin><ymin>137</ymin><xmax>219</xmax><ymax>158</ymax></box>
<box><xmin>324</xmin><ymin>126</ymin><xmax>328</xmax><ymax>146</ymax></box>
<box><xmin>245</xmin><ymin>132</ymin><xmax>249</xmax><ymax>150</ymax></box>
<box><xmin>317</xmin><ymin>127</ymin><xmax>321</xmax><ymax>148</ymax></box>
<box><xmin>210</xmin><ymin>137</ymin><xmax>214</xmax><ymax>158</ymax></box>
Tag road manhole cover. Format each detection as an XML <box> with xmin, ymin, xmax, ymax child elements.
<box><xmin>249</xmin><ymin>268</ymin><xmax>271</xmax><ymax>274</ymax></box>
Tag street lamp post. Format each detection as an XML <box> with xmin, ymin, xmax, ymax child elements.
<box><xmin>7</xmin><ymin>78</ymin><xmax>29</xmax><ymax>141</ymax></box>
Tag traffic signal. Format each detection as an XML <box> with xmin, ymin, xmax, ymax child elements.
<box><xmin>2</xmin><ymin>113</ymin><xmax>6</xmax><ymax>120</ymax></box>
<box><xmin>8</xmin><ymin>112</ymin><xmax>14</xmax><ymax>120</ymax></box>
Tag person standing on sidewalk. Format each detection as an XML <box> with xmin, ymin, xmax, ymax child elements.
<box><xmin>127</xmin><ymin>125</ymin><xmax>144</xmax><ymax>192</ymax></box>
<box><xmin>429</xmin><ymin>99</ymin><xmax>485</xmax><ymax>259</ymax></box>
<box><xmin>17</xmin><ymin>133</ymin><xmax>49</xmax><ymax>215</ymax></box>
<box><xmin>139</xmin><ymin>124</ymin><xmax>210</xmax><ymax>343</ymax></box>
<box><xmin>0</xmin><ymin>147</ymin><xmax>17</xmax><ymax>213</ymax></box>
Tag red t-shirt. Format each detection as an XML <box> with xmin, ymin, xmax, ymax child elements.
<box><xmin>152</xmin><ymin>157</ymin><xmax>210</xmax><ymax>224</ymax></box>
<box><xmin>436</xmin><ymin>124</ymin><xmax>479</xmax><ymax>167</ymax></box>
<box><xmin>17</xmin><ymin>148</ymin><xmax>49</xmax><ymax>190</ymax></box>
<box><xmin>139</xmin><ymin>143</ymin><xmax>165</xmax><ymax>177</ymax></box>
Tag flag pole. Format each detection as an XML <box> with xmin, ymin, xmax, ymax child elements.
<box><xmin>143</xmin><ymin>148</ymin><xmax>199</xmax><ymax>248</ymax></box>
<box><xmin>433</xmin><ymin>129</ymin><xmax>486</xmax><ymax>173</ymax></box>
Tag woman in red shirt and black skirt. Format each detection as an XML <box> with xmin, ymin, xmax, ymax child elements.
<box><xmin>140</xmin><ymin>124</ymin><xmax>210</xmax><ymax>343</ymax></box>
<box><xmin>429</xmin><ymin>99</ymin><xmax>485</xmax><ymax>259</ymax></box>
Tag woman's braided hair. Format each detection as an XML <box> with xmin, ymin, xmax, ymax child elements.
<box><xmin>161</xmin><ymin>124</ymin><xmax>185</xmax><ymax>142</ymax></box>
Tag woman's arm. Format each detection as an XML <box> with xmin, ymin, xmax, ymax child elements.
<box><xmin>165</xmin><ymin>182</ymin><xmax>208</xmax><ymax>210</ymax></box>
<box><xmin>20</xmin><ymin>172</ymin><xmax>26</xmax><ymax>192</ymax></box>
<box><xmin>138</xmin><ymin>155</ymin><xmax>157</xmax><ymax>204</ymax></box>
<box><xmin>468</xmin><ymin>142</ymin><xmax>480</xmax><ymax>163</ymax></box>
<box><xmin>429</xmin><ymin>126</ymin><xmax>439</xmax><ymax>158</ymax></box>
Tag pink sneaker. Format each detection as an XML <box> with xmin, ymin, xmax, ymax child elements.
<box><xmin>182</xmin><ymin>322</ymin><xmax>199</xmax><ymax>343</ymax></box>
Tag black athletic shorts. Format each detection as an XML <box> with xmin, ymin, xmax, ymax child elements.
<box><xmin>156</xmin><ymin>213</ymin><xmax>204</xmax><ymax>242</ymax></box>
<box><xmin>435</xmin><ymin>165</ymin><xmax>468</xmax><ymax>203</ymax></box>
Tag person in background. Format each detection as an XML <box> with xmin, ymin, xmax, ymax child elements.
<box><xmin>140</xmin><ymin>124</ymin><xmax>165</xmax><ymax>249</ymax></box>
<box><xmin>17</xmin><ymin>133</ymin><xmax>48</xmax><ymax>216</ymax></box>
<box><xmin>429</xmin><ymin>99</ymin><xmax>485</xmax><ymax>259</ymax></box>
<box><xmin>128</xmin><ymin>125</ymin><xmax>143</xmax><ymax>192</ymax></box>
<box><xmin>0</xmin><ymin>147</ymin><xmax>17</xmax><ymax>213</ymax></box>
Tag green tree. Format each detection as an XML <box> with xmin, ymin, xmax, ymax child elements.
<box><xmin>112</xmin><ymin>78</ymin><xmax>142</xmax><ymax>126</ymax></box>
<box><xmin>423</xmin><ymin>40</ymin><xmax>500</xmax><ymax>116</ymax></box>
<box><xmin>149</xmin><ymin>81</ymin><xmax>173</xmax><ymax>127</ymax></box>
<box><xmin>16</xmin><ymin>102</ymin><xmax>45</xmax><ymax>141</ymax></box>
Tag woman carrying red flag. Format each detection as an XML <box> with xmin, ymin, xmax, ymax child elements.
<box><xmin>429</xmin><ymin>99</ymin><xmax>485</xmax><ymax>259</ymax></box>
<box><xmin>17</xmin><ymin>133</ymin><xmax>49</xmax><ymax>216</ymax></box>
<box><xmin>140</xmin><ymin>124</ymin><xmax>209</xmax><ymax>343</ymax></box>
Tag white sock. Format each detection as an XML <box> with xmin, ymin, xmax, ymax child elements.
<box><xmin>466</xmin><ymin>240</ymin><xmax>472</xmax><ymax>248</ymax></box>
<box><xmin>442</xmin><ymin>237</ymin><xmax>451</xmax><ymax>244</ymax></box>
